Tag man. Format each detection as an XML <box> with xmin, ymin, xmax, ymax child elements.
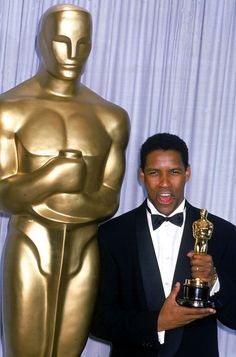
<box><xmin>0</xmin><ymin>4</ymin><xmax>129</xmax><ymax>356</ymax></box>
<box><xmin>92</xmin><ymin>133</ymin><xmax>236</xmax><ymax>357</ymax></box>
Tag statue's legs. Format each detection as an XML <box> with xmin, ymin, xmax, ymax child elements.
<box><xmin>2</xmin><ymin>223</ymin><xmax>50</xmax><ymax>357</ymax></box>
<box><xmin>55</xmin><ymin>227</ymin><xmax>99</xmax><ymax>356</ymax></box>
<box><xmin>2</xmin><ymin>218</ymin><xmax>99</xmax><ymax>357</ymax></box>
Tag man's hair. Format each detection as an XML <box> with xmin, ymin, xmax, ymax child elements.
<box><xmin>140</xmin><ymin>133</ymin><xmax>189</xmax><ymax>170</ymax></box>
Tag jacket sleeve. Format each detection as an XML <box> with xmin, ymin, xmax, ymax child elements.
<box><xmin>91</xmin><ymin>227</ymin><xmax>162</xmax><ymax>351</ymax></box>
<box><xmin>210</xmin><ymin>222</ymin><xmax>236</xmax><ymax>330</ymax></box>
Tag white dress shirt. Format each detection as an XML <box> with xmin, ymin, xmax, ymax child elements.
<box><xmin>146</xmin><ymin>199</ymin><xmax>186</xmax><ymax>343</ymax></box>
<box><xmin>146</xmin><ymin>199</ymin><xmax>186</xmax><ymax>298</ymax></box>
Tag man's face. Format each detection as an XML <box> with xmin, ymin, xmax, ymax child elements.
<box><xmin>39</xmin><ymin>10</ymin><xmax>92</xmax><ymax>80</ymax></box>
<box><xmin>139</xmin><ymin>149</ymin><xmax>190</xmax><ymax>216</ymax></box>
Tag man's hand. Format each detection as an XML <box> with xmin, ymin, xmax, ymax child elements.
<box><xmin>187</xmin><ymin>251</ymin><xmax>216</xmax><ymax>285</ymax></box>
<box><xmin>157</xmin><ymin>282</ymin><xmax>216</xmax><ymax>332</ymax></box>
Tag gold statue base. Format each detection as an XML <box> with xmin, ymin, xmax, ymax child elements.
<box><xmin>177</xmin><ymin>278</ymin><xmax>214</xmax><ymax>308</ymax></box>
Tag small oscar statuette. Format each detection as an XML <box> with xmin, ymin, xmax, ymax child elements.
<box><xmin>177</xmin><ymin>209</ymin><xmax>214</xmax><ymax>308</ymax></box>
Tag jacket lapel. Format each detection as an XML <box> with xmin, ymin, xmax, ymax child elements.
<box><xmin>136</xmin><ymin>201</ymin><xmax>165</xmax><ymax>311</ymax></box>
<box><xmin>173</xmin><ymin>202</ymin><xmax>199</xmax><ymax>294</ymax></box>
<box><xmin>162</xmin><ymin>202</ymin><xmax>199</xmax><ymax>356</ymax></box>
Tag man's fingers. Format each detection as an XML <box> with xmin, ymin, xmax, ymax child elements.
<box><xmin>187</xmin><ymin>250</ymin><xmax>194</xmax><ymax>258</ymax></box>
<box><xmin>183</xmin><ymin>306</ymin><xmax>216</xmax><ymax>317</ymax></box>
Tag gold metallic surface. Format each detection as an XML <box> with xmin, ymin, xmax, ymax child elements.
<box><xmin>184</xmin><ymin>278</ymin><xmax>210</xmax><ymax>288</ymax></box>
<box><xmin>192</xmin><ymin>208</ymin><xmax>214</xmax><ymax>254</ymax></box>
<box><xmin>178</xmin><ymin>209</ymin><xmax>214</xmax><ymax>307</ymax></box>
<box><xmin>0</xmin><ymin>4</ymin><xmax>130</xmax><ymax>356</ymax></box>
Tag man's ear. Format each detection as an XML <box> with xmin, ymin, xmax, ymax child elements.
<box><xmin>139</xmin><ymin>168</ymin><xmax>145</xmax><ymax>183</ymax></box>
<box><xmin>185</xmin><ymin>165</ymin><xmax>191</xmax><ymax>182</ymax></box>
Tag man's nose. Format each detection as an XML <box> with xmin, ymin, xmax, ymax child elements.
<box><xmin>159</xmin><ymin>173</ymin><xmax>170</xmax><ymax>186</ymax></box>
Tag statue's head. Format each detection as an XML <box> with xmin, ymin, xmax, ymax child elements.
<box><xmin>36</xmin><ymin>4</ymin><xmax>92</xmax><ymax>80</ymax></box>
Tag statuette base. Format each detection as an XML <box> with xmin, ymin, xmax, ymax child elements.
<box><xmin>177</xmin><ymin>278</ymin><xmax>214</xmax><ymax>308</ymax></box>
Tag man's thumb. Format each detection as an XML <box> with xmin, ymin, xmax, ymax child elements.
<box><xmin>169</xmin><ymin>282</ymin><xmax>180</xmax><ymax>300</ymax></box>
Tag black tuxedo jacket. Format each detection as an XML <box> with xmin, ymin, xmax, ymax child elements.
<box><xmin>91</xmin><ymin>201</ymin><xmax>236</xmax><ymax>357</ymax></box>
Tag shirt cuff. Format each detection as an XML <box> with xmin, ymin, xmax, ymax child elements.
<box><xmin>158</xmin><ymin>330</ymin><xmax>165</xmax><ymax>344</ymax></box>
<box><xmin>210</xmin><ymin>277</ymin><xmax>220</xmax><ymax>295</ymax></box>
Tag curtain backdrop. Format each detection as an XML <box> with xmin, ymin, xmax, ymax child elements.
<box><xmin>0</xmin><ymin>0</ymin><xmax>236</xmax><ymax>356</ymax></box>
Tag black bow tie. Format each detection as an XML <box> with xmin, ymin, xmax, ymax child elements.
<box><xmin>151</xmin><ymin>212</ymin><xmax>184</xmax><ymax>230</ymax></box>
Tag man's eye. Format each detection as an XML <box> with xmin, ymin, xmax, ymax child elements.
<box><xmin>170</xmin><ymin>169</ymin><xmax>180</xmax><ymax>175</ymax></box>
<box><xmin>148</xmin><ymin>170</ymin><xmax>159</xmax><ymax>176</ymax></box>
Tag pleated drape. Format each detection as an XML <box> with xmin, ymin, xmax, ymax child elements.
<box><xmin>0</xmin><ymin>1</ymin><xmax>235</xmax><ymax>356</ymax></box>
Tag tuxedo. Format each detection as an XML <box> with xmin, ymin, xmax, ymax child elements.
<box><xmin>91</xmin><ymin>201</ymin><xmax>236</xmax><ymax>357</ymax></box>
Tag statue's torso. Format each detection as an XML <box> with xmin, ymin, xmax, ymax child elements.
<box><xmin>1</xmin><ymin>95</ymin><xmax>115</xmax><ymax>223</ymax></box>
<box><xmin>15</xmin><ymin>99</ymin><xmax>111</xmax><ymax>191</ymax></box>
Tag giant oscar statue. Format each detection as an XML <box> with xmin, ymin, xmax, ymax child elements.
<box><xmin>0</xmin><ymin>4</ymin><xmax>130</xmax><ymax>356</ymax></box>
